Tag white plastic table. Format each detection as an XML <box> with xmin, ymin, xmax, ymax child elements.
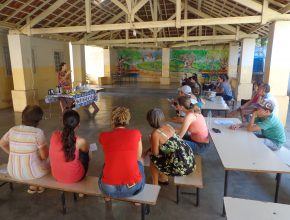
<box><xmin>202</xmin><ymin>96</ymin><xmax>229</xmax><ymax>116</ymax></box>
<box><xmin>224</xmin><ymin>197</ymin><xmax>290</xmax><ymax>220</ymax></box>
<box><xmin>208</xmin><ymin>118</ymin><xmax>290</xmax><ymax>215</ymax></box>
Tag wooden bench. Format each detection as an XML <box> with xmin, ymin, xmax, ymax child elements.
<box><xmin>0</xmin><ymin>166</ymin><xmax>160</xmax><ymax>220</ymax></box>
<box><xmin>174</xmin><ymin>155</ymin><xmax>203</xmax><ymax>206</ymax></box>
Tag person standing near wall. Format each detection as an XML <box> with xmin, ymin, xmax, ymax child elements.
<box><xmin>58</xmin><ymin>62</ymin><xmax>72</xmax><ymax>90</ymax></box>
<box><xmin>57</xmin><ymin>62</ymin><xmax>73</xmax><ymax>112</ymax></box>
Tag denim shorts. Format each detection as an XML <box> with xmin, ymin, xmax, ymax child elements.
<box><xmin>98</xmin><ymin>161</ymin><xmax>145</xmax><ymax>198</ymax></box>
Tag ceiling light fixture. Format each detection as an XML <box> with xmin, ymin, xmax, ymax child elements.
<box><xmin>133</xmin><ymin>29</ymin><xmax>137</xmax><ymax>37</ymax></box>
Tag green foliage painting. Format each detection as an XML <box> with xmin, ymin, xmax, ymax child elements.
<box><xmin>170</xmin><ymin>48</ymin><xmax>229</xmax><ymax>73</ymax></box>
<box><xmin>116</xmin><ymin>49</ymin><xmax>162</xmax><ymax>75</ymax></box>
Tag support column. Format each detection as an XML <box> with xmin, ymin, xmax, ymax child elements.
<box><xmin>72</xmin><ymin>44</ymin><xmax>86</xmax><ymax>87</ymax></box>
<box><xmin>228</xmin><ymin>42</ymin><xmax>239</xmax><ymax>92</ymax></box>
<box><xmin>8</xmin><ymin>34</ymin><xmax>38</xmax><ymax>112</ymax></box>
<box><xmin>264</xmin><ymin>21</ymin><xmax>290</xmax><ymax>125</ymax></box>
<box><xmin>103</xmin><ymin>49</ymin><xmax>111</xmax><ymax>77</ymax></box>
<box><xmin>236</xmin><ymin>38</ymin><xmax>256</xmax><ymax>101</ymax></box>
<box><xmin>160</xmin><ymin>48</ymin><xmax>170</xmax><ymax>85</ymax></box>
<box><xmin>100</xmin><ymin>48</ymin><xmax>112</xmax><ymax>85</ymax></box>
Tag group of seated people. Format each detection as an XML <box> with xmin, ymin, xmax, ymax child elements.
<box><xmin>0</xmin><ymin>100</ymin><xmax>210</xmax><ymax>200</ymax></box>
<box><xmin>172</xmin><ymin>73</ymin><xmax>285</xmax><ymax>152</ymax></box>
<box><xmin>0</xmin><ymin>77</ymin><xmax>286</xmax><ymax>202</ymax></box>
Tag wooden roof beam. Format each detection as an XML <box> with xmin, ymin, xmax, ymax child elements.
<box><xmin>28</xmin><ymin>16</ymin><xmax>266</xmax><ymax>35</ymax></box>
<box><xmin>176</xmin><ymin>0</ymin><xmax>181</xmax><ymax>28</ymax></box>
<box><xmin>168</xmin><ymin>0</ymin><xmax>247</xmax><ymax>35</ymax></box>
<box><xmin>231</xmin><ymin>0</ymin><xmax>280</xmax><ymax>15</ymax></box>
<box><xmin>85</xmin><ymin>0</ymin><xmax>91</xmax><ymax>33</ymax></box>
<box><xmin>131</xmin><ymin>0</ymin><xmax>149</xmax><ymax>22</ymax></box>
<box><xmin>279</xmin><ymin>3</ymin><xmax>290</xmax><ymax>14</ymax></box>
<box><xmin>21</xmin><ymin>0</ymin><xmax>68</xmax><ymax>33</ymax></box>
<box><xmin>87</xmin><ymin>34</ymin><xmax>258</xmax><ymax>45</ymax></box>
<box><xmin>111</xmin><ymin>0</ymin><xmax>129</xmax><ymax>14</ymax></box>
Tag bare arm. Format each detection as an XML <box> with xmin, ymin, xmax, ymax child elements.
<box><xmin>137</xmin><ymin>139</ymin><xmax>143</xmax><ymax>160</ymax></box>
<box><xmin>76</xmin><ymin>137</ymin><xmax>89</xmax><ymax>153</ymax></box>
<box><xmin>246</xmin><ymin>111</ymin><xmax>261</xmax><ymax>132</ymax></box>
<box><xmin>150</xmin><ymin>131</ymin><xmax>160</xmax><ymax>156</ymax></box>
<box><xmin>0</xmin><ymin>139</ymin><xmax>9</xmax><ymax>154</ymax></box>
<box><xmin>38</xmin><ymin>145</ymin><xmax>49</xmax><ymax>160</ymax></box>
<box><xmin>177</xmin><ymin>113</ymin><xmax>195</xmax><ymax>138</ymax></box>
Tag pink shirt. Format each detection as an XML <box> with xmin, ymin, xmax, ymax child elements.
<box><xmin>188</xmin><ymin>113</ymin><xmax>209</xmax><ymax>143</ymax></box>
<box><xmin>49</xmin><ymin>131</ymin><xmax>84</xmax><ymax>183</ymax></box>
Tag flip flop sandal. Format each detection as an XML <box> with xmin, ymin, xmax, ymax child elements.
<box><xmin>27</xmin><ymin>187</ymin><xmax>38</xmax><ymax>194</ymax></box>
<box><xmin>37</xmin><ymin>187</ymin><xmax>45</xmax><ymax>194</ymax></box>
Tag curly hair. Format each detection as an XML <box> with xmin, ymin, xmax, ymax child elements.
<box><xmin>111</xmin><ymin>106</ymin><xmax>131</xmax><ymax>128</ymax></box>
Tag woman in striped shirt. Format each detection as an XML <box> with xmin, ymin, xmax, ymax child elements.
<box><xmin>0</xmin><ymin>105</ymin><xmax>50</xmax><ymax>194</ymax></box>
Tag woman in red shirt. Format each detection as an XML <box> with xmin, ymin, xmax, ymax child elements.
<box><xmin>50</xmin><ymin>110</ymin><xmax>90</xmax><ymax>183</ymax></box>
<box><xmin>98</xmin><ymin>107</ymin><xmax>145</xmax><ymax>198</ymax></box>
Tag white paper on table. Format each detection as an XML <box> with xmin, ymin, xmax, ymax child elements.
<box><xmin>213</xmin><ymin>119</ymin><xmax>235</xmax><ymax>126</ymax></box>
<box><xmin>275</xmin><ymin>147</ymin><xmax>290</xmax><ymax>166</ymax></box>
<box><xmin>89</xmin><ymin>143</ymin><xmax>98</xmax><ymax>152</ymax></box>
<box><xmin>0</xmin><ymin>164</ymin><xmax>8</xmax><ymax>174</ymax></box>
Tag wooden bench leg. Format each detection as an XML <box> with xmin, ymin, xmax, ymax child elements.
<box><xmin>61</xmin><ymin>191</ymin><xmax>66</xmax><ymax>214</ymax></box>
<box><xmin>195</xmin><ymin>188</ymin><xmax>199</xmax><ymax>207</ymax></box>
<box><xmin>176</xmin><ymin>186</ymin><xmax>180</xmax><ymax>204</ymax></box>
<box><xmin>73</xmin><ymin>193</ymin><xmax>78</xmax><ymax>202</ymax></box>
<box><xmin>141</xmin><ymin>204</ymin><xmax>150</xmax><ymax>220</ymax></box>
<box><xmin>141</xmin><ymin>204</ymin><xmax>145</xmax><ymax>220</ymax></box>
<box><xmin>274</xmin><ymin>173</ymin><xmax>281</xmax><ymax>203</ymax></box>
<box><xmin>9</xmin><ymin>183</ymin><xmax>13</xmax><ymax>191</ymax></box>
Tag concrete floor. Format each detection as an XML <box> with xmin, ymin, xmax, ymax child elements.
<box><xmin>0</xmin><ymin>83</ymin><xmax>289</xmax><ymax>220</ymax></box>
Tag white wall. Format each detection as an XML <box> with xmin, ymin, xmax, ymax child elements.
<box><xmin>85</xmin><ymin>46</ymin><xmax>104</xmax><ymax>83</ymax></box>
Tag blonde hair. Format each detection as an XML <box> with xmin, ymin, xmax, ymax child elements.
<box><xmin>177</xmin><ymin>96</ymin><xmax>201</xmax><ymax>114</ymax></box>
<box><xmin>111</xmin><ymin>106</ymin><xmax>131</xmax><ymax>127</ymax></box>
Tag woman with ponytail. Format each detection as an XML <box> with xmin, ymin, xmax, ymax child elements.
<box><xmin>177</xmin><ymin>96</ymin><xmax>209</xmax><ymax>154</ymax></box>
<box><xmin>50</xmin><ymin>110</ymin><xmax>89</xmax><ymax>183</ymax></box>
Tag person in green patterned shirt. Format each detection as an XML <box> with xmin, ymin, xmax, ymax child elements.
<box><xmin>230</xmin><ymin>99</ymin><xmax>286</xmax><ymax>151</ymax></box>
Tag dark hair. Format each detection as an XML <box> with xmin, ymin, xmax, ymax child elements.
<box><xmin>260</xmin><ymin>83</ymin><xmax>270</xmax><ymax>94</ymax></box>
<box><xmin>147</xmin><ymin>108</ymin><xmax>165</xmax><ymax>129</ymax></box>
<box><xmin>59</xmin><ymin>62</ymin><xmax>66</xmax><ymax>71</ymax></box>
<box><xmin>62</xmin><ymin>110</ymin><xmax>80</xmax><ymax>162</ymax></box>
<box><xmin>177</xmin><ymin>96</ymin><xmax>201</xmax><ymax>113</ymax></box>
<box><xmin>218</xmin><ymin>74</ymin><xmax>227</xmax><ymax>82</ymax></box>
<box><xmin>192</xmin><ymin>73</ymin><xmax>198</xmax><ymax>82</ymax></box>
<box><xmin>22</xmin><ymin>105</ymin><xmax>43</xmax><ymax>127</ymax></box>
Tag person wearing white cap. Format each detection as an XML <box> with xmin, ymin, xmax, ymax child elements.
<box><xmin>230</xmin><ymin>99</ymin><xmax>286</xmax><ymax>151</ymax></box>
<box><xmin>168</xmin><ymin>85</ymin><xmax>201</xmax><ymax>123</ymax></box>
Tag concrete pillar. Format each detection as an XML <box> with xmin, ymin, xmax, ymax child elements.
<box><xmin>264</xmin><ymin>21</ymin><xmax>290</xmax><ymax>125</ymax></box>
<box><xmin>99</xmin><ymin>48</ymin><xmax>112</xmax><ymax>85</ymax></box>
<box><xmin>103</xmin><ymin>49</ymin><xmax>111</xmax><ymax>77</ymax></box>
<box><xmin>8</xmin><ymin>34</ymin><xmax>39</xmax><ymax>112</ymax></box>
<box><xmin>228</xmin><ymin>42</ymin><xmax>239</xmax><ymax>79</ymax></box>
<box><xmin>72</xmin><ymin>44</ymin><xmax>86</xmax><ymax>87</ymax></box>
<box><xmin>236</xmin><ymin>38</ymin><xmax>256</xmax><ymax>101</ymax></box>
<box><xmin>160</xmin><ymin>48</ymin><xmax>170</xmax><ymax>85</ymax></box>
<box><xmin>228</xmin><ymin>42</ymin><xmax>240</xmax><ymax>95</ymax></box>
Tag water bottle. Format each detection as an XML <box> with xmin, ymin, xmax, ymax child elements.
<box><xmin>207</xmin><ymin>110</ymin><xmax>212</xmax><ymax>129</ymax></box>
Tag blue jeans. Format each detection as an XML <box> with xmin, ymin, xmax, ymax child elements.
<box><xmin>254</xmin><ymin>133</ymin><xmax>282</xmax><ymax>151</ymax></box>
<box><xmin>98</xmin><ymin>161</ymin><xmax>145</xmax><ymax>198</ymax></box>
<box><xmin>183</xmin><ymin>134</ymin><xmax>209</xmax><ymax>154</ymax></box>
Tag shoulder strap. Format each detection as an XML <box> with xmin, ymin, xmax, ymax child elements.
<box><xmin>156</xmin><ymin>129</ymin><xmax>169</xmax><ymax>139</ymax></box>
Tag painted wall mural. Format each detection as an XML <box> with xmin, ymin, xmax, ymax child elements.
<box><xmin>116</xmin><ymin>49</ymin><xmax>162</xmax><ymax>76</ymax></box>
<box><xmin>170</xmin><ymin>48</ymin><xmax>229</xmax><ymax>74</ymax></box>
